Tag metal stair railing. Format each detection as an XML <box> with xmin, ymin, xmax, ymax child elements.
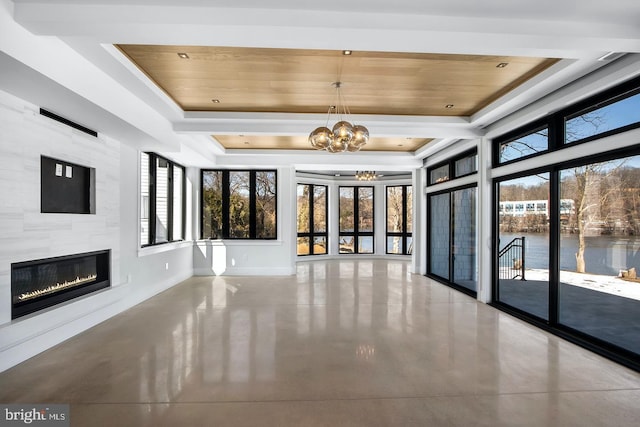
<box><xmin>498</xmin><ymin>237</ymin><xmax>525</xmax><ymax>280</ymax></box>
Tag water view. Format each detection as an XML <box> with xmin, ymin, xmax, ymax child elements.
<box><xmin>500</xmin><ymin>232</ymin><xmax>640</xmax><ymax>276</ymax></box>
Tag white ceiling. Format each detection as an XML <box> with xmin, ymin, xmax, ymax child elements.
<box><xmin>12</xmin><ymin>0</ymin><xmax>640</xmax><ymax>26</ymax></box>
<box><xmin>4</xmin><ymin>0</ymin><xmax>640</xmax><ymax>169</ymax></box>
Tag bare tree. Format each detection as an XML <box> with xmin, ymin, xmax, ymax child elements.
<box><xmin>564</xmin><ymin>160</ymin><xmax>627</xmax><ymax>272</ymax></box>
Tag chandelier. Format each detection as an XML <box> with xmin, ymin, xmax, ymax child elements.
<box><xmin>309</xmin><ymin>82</ymin><xmax>369</xmax><ymax>152</ymax></box>
<box><xmin>355</xmin><ymin>171</ymin><xmax>377</xmax><ymax>181</ymax></box>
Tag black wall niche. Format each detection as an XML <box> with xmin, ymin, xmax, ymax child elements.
<box><xmin>41</xmin><ymin>156</ymin><xmax>96</xmax><ymax>214</ymax></box>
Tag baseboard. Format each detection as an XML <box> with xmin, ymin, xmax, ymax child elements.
<box><xmin>193</xmin><ymin>266</ymin><xmax>295</xmax><ymax>276</ymax></box>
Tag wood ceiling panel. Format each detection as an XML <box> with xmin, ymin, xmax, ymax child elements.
<box><xmin>214</xmin><ymin>135</ymin><xmax>433</xmax><ymax>152</ymax></box>
<box><xmin>117</xmin><ymin>45</ymin><xmax>558</xmax><ymax>116</ymax></box>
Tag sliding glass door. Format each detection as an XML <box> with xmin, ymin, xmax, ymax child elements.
<box><xmin>428</xmin><ymin>186</ymin><xmax>478</xmax><ymax>294</ymax></box>
<box><xmin>496</xmin><ymin>173</ymin><xmax>550</xmax><ymax>320</ymax></box>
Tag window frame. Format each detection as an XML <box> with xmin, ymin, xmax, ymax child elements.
<box><xmin>492</xmin><ymin>119</ymin><xmax>550</xmax><ymax>167</ymax></box>
<box><xmin>385</xmin><ymin>185</ymin><xmax>412</xmax><ymax>255</ymax></box>
<box><xmin>339</xmin><ymin>185</ymin><xmax>375</xmax><ymax>254</ymax></box>
<box><xmin>140</xmin><ymin>152</ymin><xmax>186</xmax><ymax>247</ymax></box>
<box><xmin>490</xmin><ymin>74</ymin><xmax>640</xmax><ymax>372</ymax></box>
<box><xmin>297</xmin><ymin>183</ymin><xmax>328</xmax><ymax>256</ymax></box>
<box><xmin>200</xmin><ymin>169</ymin><xmax>278</xmax><ymax>240</ymax></box>
<box><xmin>493</xmin><ymin>75</ymin><xmax>640</xmax><ymax>167</ymax></box>
<box><xmin>427</xmin><ymin>148</ymin><xmax>478</xmax><ymax>186</ymax></box>
<box><xmin>563</xmin><ymin>83</ymin><xmax>640</xmax><ymax>146</ymax></box>
<box><xmin>427</xmin><ymin>183</ymin><xmax>478</xmax><ymax>297</ymax></box>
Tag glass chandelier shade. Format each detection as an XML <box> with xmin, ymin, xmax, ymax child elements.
<box><xmin>309</xmin><ymin>127</ymin><xmax>332</xmax><ymax>150</ymax></box>
<box><xmin>309</xmin><ymin>82</ymin><xmax>369</xmax><ymax>152</ymax></box>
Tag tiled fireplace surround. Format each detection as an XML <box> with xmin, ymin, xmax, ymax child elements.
<box><xmin>0</xmin><ymin>91</ymin><xmax>122</xmax><ymax>371</ymax></box>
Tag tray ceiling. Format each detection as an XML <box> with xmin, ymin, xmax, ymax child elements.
<box><xmin>117</xmin><ymin>45</ymin><xmax>558</xmax><ymax>152</ymax></box>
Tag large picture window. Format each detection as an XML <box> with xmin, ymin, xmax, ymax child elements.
<box><xmin>339</xmin><ymin>186</ymin><xmax>374</xmax><ymax>254</ymax></box>
<box><xmin>558</xmin><ymin>154</ymin><xmax>640</xmax><ymax>354</ymax></box>
<box><xmin>201</xmin><ymin>170</ymin><xmax>277</xmax><ymax>240</ymax></box>
<box><xmin>297</xmin><ymin>184</ymin><xmax>328</xmax><ymax>255</ymax></box>
<box><xmin>140</xmin><ymin>152</ymin><xmax>185</xmax><ymax>247</ymax></box>
<box><xmin>386</xmin><ymin>185</ymin><xmax>412</xmax><ymax>255</ymax></box>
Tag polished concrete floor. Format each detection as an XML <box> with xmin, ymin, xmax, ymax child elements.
<box><xmin>1</xmin><ymin>259</ymin><xmax>640</xmax><ymax>426</ymax></box>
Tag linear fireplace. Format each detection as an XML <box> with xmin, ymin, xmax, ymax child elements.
<box><xmin>11</xmin><ymin>250</ymin><xmax>110</xmax><ymax>319</ymax></box>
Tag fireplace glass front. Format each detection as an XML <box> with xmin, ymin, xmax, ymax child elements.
<box><xmin>11</xmin><ymin>250</ymin><xmax>110</xmax><ymax>319</ymax></box>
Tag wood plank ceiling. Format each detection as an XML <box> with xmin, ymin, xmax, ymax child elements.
<box><xmin>117</xmin><ymin>45</ymin><xmax>558</xmax><ymax>152</ymax></box>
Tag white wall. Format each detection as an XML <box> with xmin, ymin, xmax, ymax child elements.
<box><xmin>193</xmin><ymin>166</ymin><xmax>297</xmax><ymax>276</ymax></box>
<box><xmin>0</xmin><ymin>91</ymin><xmax>193</xmax><ymax>372</ymax></box>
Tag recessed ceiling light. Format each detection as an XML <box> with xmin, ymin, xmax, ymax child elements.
<box><xmin>496</xmin><ymin>62</ymin><xmax>509</xmax><ymax>68</ymax></box>
<box><xmin>244</xmin><ymin>141</ymin><xmax>250</xmax><ymax>145</ymax></box>
<box><xmin>211</xmin><ymin>99</ymin><xmax>220</xmax><ymax>103</ymax></box>
<box><xmin>445</xmin><ymin>104</ymin><xmax>455</xmax><ymax>109</ymax></box>
<box><xmin>177</xmin><ymin>52</ymin><xmax>189</xmax><ymax>59</ymax></box>
<box><xmin>397</xmin><ymin>144</ymin><xmax>404</xmax><ymax>147</ymax></box>
<box><xmin>342</xmin><ymin>50</ymin><xmax>353</xmax><ymax>56</ymax></box>
<box><xmin>335</xmin><ymin>173</ymin><xmax>341</xmax><ymax>177</ymax></box>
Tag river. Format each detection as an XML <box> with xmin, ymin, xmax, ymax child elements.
<box><xmin>500</xmin><ymin>232</ymin><xmax>640</xmax><ymax>276</ymax></box>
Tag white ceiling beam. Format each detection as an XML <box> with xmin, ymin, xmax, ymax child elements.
<box><xmin>0</xmin><ymin>0</ymin><xmax>181</xmax><ymax>151</ymax></box>
<box><xmin>214</xmin><ymin>150</ymin><xmax>422</xmax><ymax>170</ymax></box>
<box><xmin>13</xmin><ymin>3</ymin><xmax>640</xmax><ymax>58</ymax></box>
<box><xmin>174</xmin><ymin>112</ymin><xmax>483</xmax><ymax>139</ymax></box>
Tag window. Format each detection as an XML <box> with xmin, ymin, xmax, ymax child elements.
<box><xmin>386</xmin><ymin>185</ymin><xmax>412</xmax><ymax>255</ymax></box>
<box><xmin>427</xmin><ymin>148</ymin><xmax>477</xmax><ymax>185</ymax></box>
<box><xmin>201</xmin><ymin>170</ymin><xmax>277</xmax><ymax>239</ymax></box>
<box><xmin>297</xmin><ymin>184</ymin><xmax>328</xmax><ymax>255</ymax></box>
<box><xmin>495</xmin><ymin>124</ymin><xmax>548</xmax><ymax>165</ymax></box>
<box><xmin>559</xmin><ymin>153</ymin><xmax>640</xmax><ymax>354</ymax></box>
<box><xmin>429</xmin><ymin>164</ymin><xmax>449</xmax><ymax>185</ymax></box>
<box><xmin>454</xmin><ymin>151</ymin><xmax>478</xmax><ymax>177</ymax></box>
<box><xmin>339</xmin><ymin>186</ymin><xmax>374</xmax><ymax>254</ymax></box>
<box><xmin>565</xmin><ymin>90</ymin><xmax>640</xmax><ymax>145</ymax></box>
<box><xmin>492</xmin><ymin>76</ymin><xmax>640</xmax><ymax>370</ymax></box>
<box><xmin>140</xmin><ymin>152</ymin><xmax>185</xmax><ymax>247</ymax></box>
<box><xmin>496</xmin><ymin>173</ymin><xmax>550</xmax><ymax>320</ymax></box>
<box><xmin>494</xmin><ymin>76</ymin><xmax>640</xmax><ymax>166</ymax></box>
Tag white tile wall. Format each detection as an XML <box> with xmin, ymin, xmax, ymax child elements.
<box><xmin>0</xmin><ymin>90</ymin><xmax>120</xmax><ymax>326</ymax></box>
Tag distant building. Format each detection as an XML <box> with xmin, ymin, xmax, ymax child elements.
<box><xmin>499</xmin><ymin>199</ymin><xmax>575</xmax><ymax>218</ymax></box>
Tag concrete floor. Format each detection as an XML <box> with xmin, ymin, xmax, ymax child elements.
<box><xmin>1</xmin><ymin>259</ymin><xmax>640</xmax><ymax>426</ymax></box>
